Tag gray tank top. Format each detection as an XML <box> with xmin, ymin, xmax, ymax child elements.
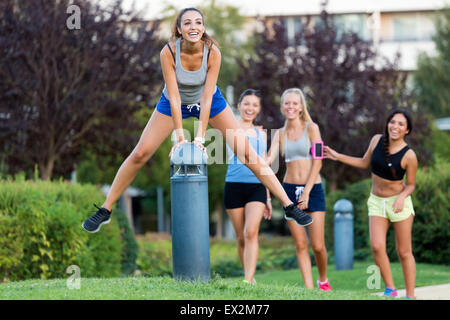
<box><xmin>284</xmin><ymin>122</ymin><xmax>312</xmax><ymax>162</ymax></box>
<box><xmin>162</xmin><ymin>37</ymin><xmax>214</xmax><ymax>105</ymax></box>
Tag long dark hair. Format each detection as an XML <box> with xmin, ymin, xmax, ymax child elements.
<box><xmin>171</xmin><ymin>8</ymin><xmax>219</xmax><ymax>49</ymax></box>
<box><xmin>237</xmin><ymin>89</ymin><xmax>262</xmax><ymax>124</ymax></box>
<box><xmin>383</xmin><ymin>108</ymin><xmax>413</xmax><ymax>178</ymax></box>
<box><xmin>237</xmin><ymin>89</ymin><xmax>262</xmax><ymax>104</ymax></box>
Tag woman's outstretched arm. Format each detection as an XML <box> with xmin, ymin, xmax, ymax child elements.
<box><xmin>324</xmin><ymin>134</ymin><xmax>381</xmax><ymax>170</ymax></box>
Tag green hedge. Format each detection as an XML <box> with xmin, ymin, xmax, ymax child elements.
<box><xmin>410</xmin><ymin>158</ymin><xmax>449</xmax><ymax>264</ymax></box>
<box><xmin>326</xmin><ymin>158</ymin><xmax>449</xmax><ymax>265</ymax></box>
<box><xmin>0</xmin><ymin>177</ymin><xmax>137</xmax><ymax>281</ymax></box>
<box><xmin>136</xmin><ymin>233</ymin><xmax>173</xmax><ymax>276</ymax></box>
<box><xmin>114</xmin><ymin>208</ymin><xmax>139</xmax><ymax>275</ymax></box>
<box><xmin>136</xmin><ymin>235</ymin><xmax>341</xmax><ymax>278</ymax></box>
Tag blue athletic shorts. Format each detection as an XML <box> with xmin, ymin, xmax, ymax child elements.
<box><xmin>155</xmin><ymin>87</ymin><xmax>228</xmax><ymax>119</ymax></box>
<box><xmin>283</xmin><ymin>182</ymin><xmax>326</xmax><ymax>213</ymax></box>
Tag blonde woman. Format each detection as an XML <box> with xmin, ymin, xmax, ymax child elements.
<box><xmin>267</xmin><ymin>88</ymin><xmax>331</xmax><ymax>291</ymax></box>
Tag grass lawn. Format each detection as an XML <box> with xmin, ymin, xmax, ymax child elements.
<box><xmin>1</xmin><ymin>261</ymin><xmax>448</xmax><ymax>300</ymax></box>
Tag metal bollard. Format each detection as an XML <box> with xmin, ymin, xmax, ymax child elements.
<box><xmin>334</xmin><ymin>199</ymin><xmax>354</xmax><ymax>270</ymax></box>
<box><xmin>170</xmin><ymin>142</ymin><xmax>210</xmax><ymax>282</ymax></box>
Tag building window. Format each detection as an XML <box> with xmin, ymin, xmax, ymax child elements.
<box><xmin>284</xmin><ymin>16</ymin><xmax>307</xmax><ymax>45</ymax></box>
<box><xmin>392</xmin><ymin>13</ymin><xmax>435</xmax><ymax>42</ymax></box>
<box><xmin>334</xmin><ymin>14</ymin><xmax>370</xmax><ymax>41</ymax></box>
<box><xmin>393</xmin><ymin>16</ymin><xmax>417</xmax><ymax>41</ymax></box>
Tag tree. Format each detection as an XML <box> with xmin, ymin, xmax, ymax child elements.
<box><xmin>0</xmin><ymin>0</ymin><xmax>163</xmax><ymax>179</ymax></box>
<box><xmin>414</xmin><ymin>8</ymin><xmax>450</xmax><ymax>118</ymax></box>
<box><xmin>233</xmin><ymin>11</ymin><xmax>431</xmax><ymax>191</ymax></box>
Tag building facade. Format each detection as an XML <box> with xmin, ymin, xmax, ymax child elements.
<box><xmin>132</xmin><ymin>0</ymin><xmax>447</xmax><ymax>71</ymax></box>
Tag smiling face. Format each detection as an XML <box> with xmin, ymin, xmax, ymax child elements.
<box><xmin>238</xmin><ymin>94</ymin><xmax>261</xmax><ymax>122</ymax></box>
<box><xmin>177</xmin><ymin>10</ymin><xmax>205</xmax><ymax>43</ymax></box>
<box><xmin>387</xmin><ymin>113</ymin><xmax>410</xmax><ymax>141</ymax></box>
<box><xmin>281</xmin><ymin>92</ymin><xmax>302</xmax><ymax>120</ymax></box>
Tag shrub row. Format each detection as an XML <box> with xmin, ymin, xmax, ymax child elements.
<box><xmin>135</xmin><ymin>235</ymin><xmax>373</xmax><ymax>278</ymax></box>
<box><xmin>0</xmin><ymin>177</ymin><xmax>138</xmax><ymax>281</ymax></box>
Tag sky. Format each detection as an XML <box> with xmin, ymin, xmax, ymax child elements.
<box><xmin>101</xmin><ymin>0</ymin><xmax>448</xmax><ymax>20</ymax></box>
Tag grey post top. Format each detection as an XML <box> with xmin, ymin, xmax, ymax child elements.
<box><xmin>162</xmin><ymin>37</ymin><xmax>212</xmax><ymax>105</ymax></box>
<box><xmin>170</xmin><ymin>142</ymin><xmax>208</xmax><ymax>166</ymax></box>
<box><xmin>333</xmin><ymin>199</ymin><xmax>354</xmax><ymax>214</ymax></box>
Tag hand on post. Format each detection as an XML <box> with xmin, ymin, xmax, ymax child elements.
<box><xmin>193</xmin><ymin>136</ymin><xmax>208</xmax><ymax>160</ymax></box>
<box><xmin>169</xmin><ymin>138</ymin><xmax>188</xmax><ymax>158</ymax></box>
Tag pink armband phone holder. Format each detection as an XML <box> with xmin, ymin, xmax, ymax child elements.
<box><xmin>311</xmin><ymin>141</ymin><xmax>324</xmax><ymax>160</ymax></box>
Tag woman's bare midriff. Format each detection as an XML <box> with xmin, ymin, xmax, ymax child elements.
<box><xmin>371</xmin><ymin>174</ymin><xmax>405</xmax><ymax>197</ymax></box>
<box><xmin>283</xmin><ymin>159</ymin><xmax>322</xmax><ymax>185</ymax></box>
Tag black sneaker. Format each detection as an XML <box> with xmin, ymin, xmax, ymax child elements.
<box><xmin>284</xmin><ymin>203</ymin><xmax>313</xmax><ymax>227</ymax></box>
<box><xmin>82</xmin><ymin>204</ymin><xmax>111</xmax><ymax>233</ymax></box>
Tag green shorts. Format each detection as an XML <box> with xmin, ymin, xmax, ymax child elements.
<box><xmin>367</xmin><ymin>193</ymin><xmax>415</xmax><ymax>222</ymax></box>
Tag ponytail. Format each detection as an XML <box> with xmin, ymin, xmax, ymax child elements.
<box><xmin>383</xmin><ymin>108</ymin><xmax>413</xmax><ymax>179</ymax></box>
<box><xmin>382</xmin><ymin>135</ymin><xmax>397</xmax><ymax>179</ymax></box>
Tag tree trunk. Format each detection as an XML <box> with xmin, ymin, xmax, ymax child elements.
<box><xmin>40</xmin><ymin>156</ymin><xmax>55</xmax><ymax>180</ymax></box>
<box><xmin>329</xmin><ymin>178</ymin><xmax>338</xmax><ymax>193</ymax></box>
<box><xmin>328</xmin><ymin>165</ymin><xmax>345</xmax><ymax>193</ymax></box>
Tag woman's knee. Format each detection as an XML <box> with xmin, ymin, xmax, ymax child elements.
<box><xmin>244</xmin><ymin>227</ymin><xmax>259</xmax><ymax>242</ymax></box>
<box><xmin>231</xmin><ymin>140</ymin><xmax>257</xmax><ymax>166</ymax></box>
<box><xmin>311</xmin><ymin>242</ymin><xmax>326</xmax><ymax>255</ymax></box>
<box><xmin>130</xmin><ymin>146</ymin><xmax>151</xmax><ymax>165</ymax></box>
<box><xmin>371</xmin><ymin>241</ymin><xmax>386</xmax><ymax>255</ymax></box>
<box><xmin>396</xmin><ymin>247</ymin><xmax>414</xmax><ymax>261</ymax></box>
<box><xmin>235</xmin><ymin>234</ymin><xmax>245</xmax><ymax>248</ymax></box>
<box><xmin>294</xmin><ymin>240</ymin><xmax>309</xmax><ymax>254</ymax></box>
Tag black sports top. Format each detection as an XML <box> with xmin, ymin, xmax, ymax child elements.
<box><xmin>371</xmin><ymin>137</ymin><xmax>410</xmax><ymax>181</ymax></box>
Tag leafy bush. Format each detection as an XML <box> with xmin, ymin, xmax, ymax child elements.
<box><xmin>136</xmin><ymin>235</ymin><xmax>326</xmax><ymax>278</ymax></box>
<box><xmin>426</xmin><ymin>127</ymin><xmax>450</xmax><ymax>161</ymax></box>
<box><xmin>114</xmin><ymin>209</ymin><xmax>139</xmax><ymax>275</ymax></box>
<box><xmin>411</xmin><ymin>158</ymin><xmax>449</xmax><ymax>264</ymax></box>
<box><xmin>136</xmin><ymin>233</ymin><xmax>172</xmax><ymax>277</ymax></box>
<box><xmin>0</xmin><ymin>214</ymin><xmax>23</xmax><ymax>281</ymax></box>
<box><xmin>325</xmin><ymin>158</ymin><xmax>449</xmax><ymax>265</ymax></box>
<box><xmin>0</xmin><ymin>177</ymin><xmax>133</xmax><ymax>281</ymax></box>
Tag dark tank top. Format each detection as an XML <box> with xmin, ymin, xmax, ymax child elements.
<box><xmin>371</xmin><ymin>137</ymin><xmax>410</xmax><ymax>181</ymax></box>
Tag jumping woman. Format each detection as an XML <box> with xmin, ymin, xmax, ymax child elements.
<box><xmin>82</xmin><ymin>8</ymin><xmax>312</xmax><ymax>234</ymax></box>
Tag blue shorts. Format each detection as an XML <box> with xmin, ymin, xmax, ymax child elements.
<box><xmin>283</xmin><ymin>182</ymin><xmax>326</xmax><ymax>213</ymax></box>
<box><xmin>155</xmin><ymin>87</ymin><xmax>228</xmax><ymax>119</ymax></box>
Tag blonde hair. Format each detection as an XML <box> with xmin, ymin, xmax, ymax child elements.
<box><xmin>279</xmin><ymin>88</ymin><xmax>313</xmax><ymax>157</ymax></box>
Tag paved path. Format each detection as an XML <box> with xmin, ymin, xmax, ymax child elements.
<box><xmin>373</xmin><ymin>283</ymin><xmax>450</xmax><ymax>300</ymax></box>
